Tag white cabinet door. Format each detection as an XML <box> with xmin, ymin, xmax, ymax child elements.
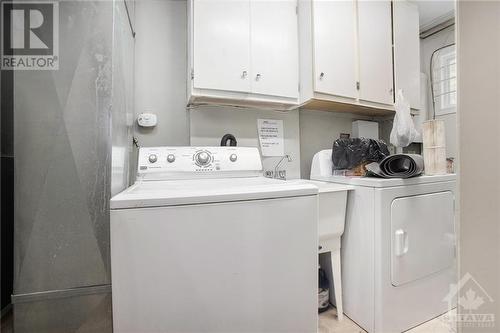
<box><xmin>250</xmin><ymin>0</ymin><xmax>298</xmax><ymax>98</ymax></box>
<box><xmin>312</xmin><ymin>0</ymin><xmax>357</xmax><ymax>98</ymax></box>
<box><xmin>393</xmin><ymin>0</ymin><xmax>421</xmax><ymax>109</ymax></box>
<box><xmin>193</xmin><ymin>0</ymin><xmax>251</xmax><ymax>93</ymax></box>
<box><xmin>358</xmin><ymin>0</ymin><xmax>393</xmax><ymax>105</ymax></box>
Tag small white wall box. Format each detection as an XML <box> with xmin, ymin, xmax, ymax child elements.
<box><xmin>352</xmin><ymin>120</ymin><xmax>379</xmax><ymax>139</ymax></box>
<box><xmin>137</xmin><ymin>113</ymin><xmax>157</xmax><ymax>127</ymax></box>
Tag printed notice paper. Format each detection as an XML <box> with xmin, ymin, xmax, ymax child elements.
<box><xmin>257</xmin><ymin>119</ymin><xmax>284</xmax><ymax>157</ymax></box>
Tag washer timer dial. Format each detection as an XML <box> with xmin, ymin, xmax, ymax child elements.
<box><xmin>194</xmin><ymin>151</ymin><xmax>212</xmax><ymax>166</ymax></box>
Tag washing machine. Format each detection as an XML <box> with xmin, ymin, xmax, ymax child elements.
<box><xmin>310</xmin><ymin>149</ymin><xmax>457</xmax><ymax>333</ymax></box>
<box><xmin>110</xmin><ymin>146</ymin><xmax>318</xmax><ymax>333</ymax></box>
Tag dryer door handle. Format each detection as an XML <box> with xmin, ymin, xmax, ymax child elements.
<box><xmin>395</xmin><ymin>229</ymin><xmax>409</xmax><ymax>257</ymax></box>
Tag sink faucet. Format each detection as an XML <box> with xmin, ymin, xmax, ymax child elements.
<box><xmin>274</xmin><ymin>154</ymin><xmax>292</xmax><ymax>180</ymax></box>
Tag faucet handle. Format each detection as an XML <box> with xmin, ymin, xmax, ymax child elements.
<box><xmin>264</xmin><ymin>170</ymin><xmax>274</xmax><ymax>178</ymax></box>
<box><xmin>277</xmin><ymin>170</ymin><xmax>287</xmax><ymax>180</ymax></box>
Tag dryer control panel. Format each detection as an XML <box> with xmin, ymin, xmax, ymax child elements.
<box><xmin>137</xmin><ymin>146</ymin><xmax>263</xmax><ymax>180</ymax></box>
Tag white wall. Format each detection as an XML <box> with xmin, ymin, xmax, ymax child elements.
<box><xmin>134</xmin><ymin>0</ymin><xmax>190</xmax><ymax>147</ymax></box>
<box><xmin>458</xmin><ymin>1</ymin><xmax>500</xmax><ymax>331</ymax></box>
<box><xmin>299</xmin><ymin>110</ymin><xmax>370</xmax><ymax>178</ymax></box>
<box><xmin>420</xmin><ymin>25</ymin><xmax>458</xmax><ymax>164</ymax></box>
<box><xmin>190</xmin><ymin>106</ymin><xmax>376</xmax><ymax>180</ymax></box>
<box><xmin>190</xmin><ymin>106</ymin><xmax>302</xmax><ymax>179</ymax></box>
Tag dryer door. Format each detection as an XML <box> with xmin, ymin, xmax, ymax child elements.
<box><xmin>391</xmin><ymin>191</ymin><xmax>455</xmax><ymax>286</ymax></box>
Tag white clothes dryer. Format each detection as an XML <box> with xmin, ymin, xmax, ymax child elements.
<box><xmin>311</xmin><ymin>149</ymin><xmax>457</xmax><ymax>333</ymax></box>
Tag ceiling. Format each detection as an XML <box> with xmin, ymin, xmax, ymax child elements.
<box><xmin>410</xmin><ymin>1</ymin><xmax>455</xmax><ymax>30</ymax></box>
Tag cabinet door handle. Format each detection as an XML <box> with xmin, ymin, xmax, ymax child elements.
<box><xmin>241</xmin><ymin>70</ymin><xmax>247</xmax><ymax>79</ymax></box>
<box><xmin>255</xmin><ymin>73</ymin><xmax>261</xmax><ymax>81</ymax></box>
<box><xmin>319</xmin><ymin>72</ymin><xmax>325</xmax><ymax>80</ymax></box>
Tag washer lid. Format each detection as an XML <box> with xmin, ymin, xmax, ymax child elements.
<box><xmin>311</xmin><ymin>174</ymin><xmax>456</xmax><ymax>188</ymax></box>
<box><xmin>110</xmin><ymin>177</ymin><xmax>318</xmax><ymax>209</ymax></box>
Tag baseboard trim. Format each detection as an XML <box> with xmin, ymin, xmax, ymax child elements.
<box><xmin>11</xmin><ymin>284</ymin><xmax>111</xmax><ymax>304</ymax></box>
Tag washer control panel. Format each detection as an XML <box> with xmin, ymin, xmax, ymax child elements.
<box><xmin>137</xmin><ymin>146</ymin><xmax>263</xmax><ymax>180</ymax></box>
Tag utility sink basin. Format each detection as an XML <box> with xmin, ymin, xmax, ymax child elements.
<box><xmin>290</xmin><ymin>179</ymin><xmax>353</xmax><ymax>320</ymax></box>
<box><xmin>293</xmin><ymin>180</ymin><xmax>353</xmax><ymax>250</ymax></box>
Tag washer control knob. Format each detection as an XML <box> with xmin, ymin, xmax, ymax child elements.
<box><xmin>148</xmin><ymin>154</ymin><xmax>158</xmax><ymax>163</ymax></box>
<box><xmin>196</xmin><ymin>152</ymin><xmax>210</xmax><ymax>165</ymax></box>
<box><xmin>229</xmin><ymin>154</ymin><xmax>237</xmax><ymax>162</ymax></box>
<box><xmin>167</xmin><ymin>154</ymin><xmax>175</xmax><ymax>163</ymax></box>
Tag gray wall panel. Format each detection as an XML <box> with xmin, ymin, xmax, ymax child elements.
<box><xmin>111</xmin><ymin>0</ymin><xmax>134</xmax><ymax>197</ymax></box>
<box><xmin>14</xmin><ymin>0</ymin><xmax>114</xmax><ymax>295</ymax></box>
<box><xmin>13</xmin><ymin>0</ymin><xmax>134</xmax><ymax>330</ymax></box>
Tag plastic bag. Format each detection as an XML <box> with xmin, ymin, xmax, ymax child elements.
<box><xmin>331</xmin><ymin>138</ymin><xmax>390</xmax><ymax>170</ymax></box>
<box><xmin>390</xmin><ymin>90</ymin><xmax>419</xmax><ymax>147</ymax></box>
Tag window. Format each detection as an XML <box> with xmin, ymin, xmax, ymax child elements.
<box><xmin>431</xmin><ymin>45</ymin><xmax>456</xmax><ymax>116</ymax></box>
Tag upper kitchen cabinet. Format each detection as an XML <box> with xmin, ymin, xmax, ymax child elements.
<box><xmin>358</xmin><ymin>0</ymin><xmax>394</xmax><ymax>106</ymax></box>
<box><xmin>299</xmin><ymin>0</ymin><xmax>395</xmax><ymax>116</ymax></box>
<box><xmin>188</xmin><ymin>0</ymin><xmax>299</xmax><ymax>110</ymax></box>
<box><xmin>299</xmin><ymin>0</ymin><xmax>420</xmax><ymax>116</ymax></box>
<box><xmin>393</xmin><ymin>0</ymin><xmax>421</xmax><ymax>110</ymax></box>
<box><xmin>250</xmin><ymin>1</ymin><xmax>299</xmax><ymax>99</ymax></box>
<box><xmin>312</xmin><ymin>0</ymin><xmax>357</xmax><ymax>99</ymax></box>
<box><xmin>191</xmin><ymin>0</ymin><xmax>251</xmax><ymax>94</ymax></box>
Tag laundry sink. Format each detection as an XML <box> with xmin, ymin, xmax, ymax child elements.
<box><xmin>291</xmin><ymin>179</ymin><xmax>353</xmax><ymax>320</ymax></box>
<box><xmin>293</xmin><ymin>180</ymin><xmax>352</xmax><ymax>250</ymax></box>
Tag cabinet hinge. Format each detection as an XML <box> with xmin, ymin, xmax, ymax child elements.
<box><xmin>191</xmin><ymin>69</ymin><xmax>194</xmax><ymax>80</ymax></box>
<box><xmin>356</xmin><ymin>81</ymin><xmax>360</xmax><ymax>90</ymax></box>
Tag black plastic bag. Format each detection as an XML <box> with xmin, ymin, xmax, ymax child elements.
<box><xmin>331</xmin><ymin>138</ymin><xmax>390</xmax><ymax>170</ymax></box>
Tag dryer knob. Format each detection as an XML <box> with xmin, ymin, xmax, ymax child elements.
<box><xmin>229</xmin><ymin>154</ymin><xmax>237</xmax><ymax>162</ymax></box>
<box><xmin>167</xmin><ymin>154</ymin><xmax>175</xmax><ymax>163</ymax></box>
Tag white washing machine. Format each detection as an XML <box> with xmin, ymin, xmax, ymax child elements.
<box><xmin>110</xmin><ymin>146</ymin><xmax>318</xmax><ymax>333</ymax></box>
<box><xmin>310</xmin><ymin>150</ymin><xmax>457</xmax><ymax>333</ymax></box>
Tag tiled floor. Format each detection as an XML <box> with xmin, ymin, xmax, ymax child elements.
<box><xmin>406</xmin><ymin>309</ymin><xmax>457</xmax><ymax>333</ymax></box>
<box><xmin>319</xmin><ymin>307</ymin><xmax>366</xmax><ymax>333</ymax></box>
<box><xmin>319</xmin><ymin>307</ymin><xmax>457</xmax><ymax>333</ymax></box>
